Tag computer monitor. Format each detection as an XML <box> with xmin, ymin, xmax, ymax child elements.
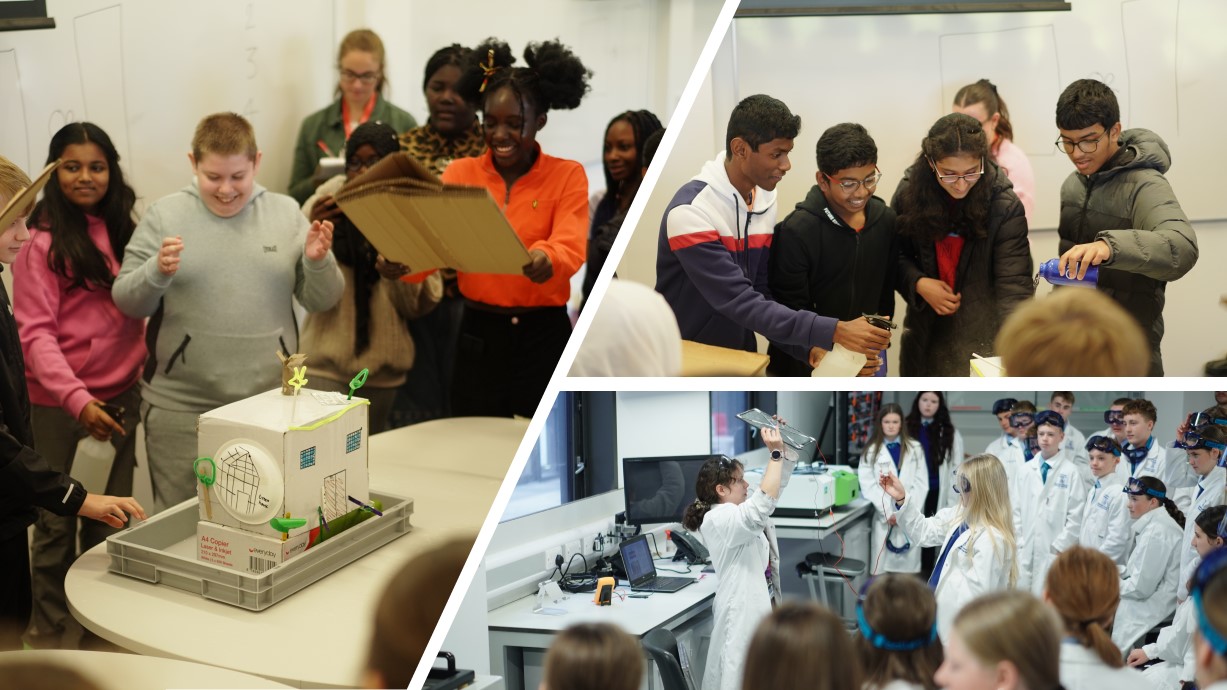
<box><xmin>621</xmin><ymin>454</ymin><xmax>717</xmax><ymax>526</ymax></box>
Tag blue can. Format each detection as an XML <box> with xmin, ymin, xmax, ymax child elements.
<box><xmin>1037</xmin><ymin>258</ymin><xmax>1099</xmax><ymax>287</ymax></box>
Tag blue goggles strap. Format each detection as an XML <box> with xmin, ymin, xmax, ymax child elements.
<box><xmin>884</xmin><ymin>525</ymin><xmax>911</xmax><ymax>554</ymax></box>
<box><xmin>856</xmin><ymin>602</ymin><xmax>938</xmax><ymax>651</ymax></box>
<box><xmin>1123</xmin><ymin>478</ymin><xmax>1165</xmax><ymax>500</ymax></box>
<box><xmin>1193</xmin><ymin>548</ymin><xmax>1227</xmax><ymax>657</ymax></box>
<box><xmin>1086</xmin><ymin>436</ymin><xmax>1121</xmax><ymax>456</ymax></box>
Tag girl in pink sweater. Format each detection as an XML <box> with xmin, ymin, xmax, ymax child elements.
<box><xmin>12</xmin><ymin>122</ymin><xmax>145</xmax><ymax>649</ymax></box>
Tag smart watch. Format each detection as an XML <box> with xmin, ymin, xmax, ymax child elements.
<box><xmin>770</xmin><ymin>449</ymin><xmax>783</xmax><ymax>461</ymax></box>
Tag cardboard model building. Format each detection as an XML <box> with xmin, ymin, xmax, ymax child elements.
<box><xmin>195</xmin><ymin>387</ymin><xmax>372</xmax><ymax>574</ymax></box>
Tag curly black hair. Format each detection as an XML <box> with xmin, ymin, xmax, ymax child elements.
<box><xmin>456</xmin><ymin>37</ymin><xmax>592</xmax><ymax>125</ymax></box>
<box><xmin>897</xmin><ymin>113</ymin><xmax>992</xmax><ymax>244</ymax></box>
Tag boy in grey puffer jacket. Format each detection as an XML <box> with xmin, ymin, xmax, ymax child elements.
<box><xmin>1052</xmin><ymin>79</ymin><xmax>1197</xmax><ymax>376</ymax></box>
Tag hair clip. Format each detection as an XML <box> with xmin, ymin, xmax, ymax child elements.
<box><xmin>479</xmin><ymin>48</ymin><xmax>500</xmax><ymax>93</ymax></box>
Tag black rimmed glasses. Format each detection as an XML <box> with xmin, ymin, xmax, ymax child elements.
<box><xmin>346</xmin><ymin>156</ymin><xmax>382</xmax><ymax>174</ymax></box>
<box><xmin>825</xmin><ymin>167</ymin><xmax>882</xmax><ymax>194</ymax></box>
<box><xmin>1055</xmin><ymin>130</ymin><xmax>1109</xmax><ymax>154</ymax></box>
<box><xmin>340</xmin><ymin>69</ymin><xmax>380</xmax><ymax>85</ymax></box>
<box><xmin>928</xmin><ymin>157</ymin><xmax>983</xmax><ymax>185</ymax></box>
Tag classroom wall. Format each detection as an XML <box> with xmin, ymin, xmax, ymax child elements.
<box><xmin>618</xmin><ymin>5</ymin><xmax>1227</xmax><ymax>376</ymax></box>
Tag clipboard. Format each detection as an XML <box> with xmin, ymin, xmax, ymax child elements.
<box><xmin>0</xmin><ymin>160</ymin><xmax>60</xmax><ymax>231</ymax></box>
<box><xmin>736</xmin><ymin>408</ymin><xmax>816</xmax><ymax>450</ymax></box>
<box><xmin>333</xmin><ymin>152</ymin><xmax>530</xmax><ymax>274</ymax></box>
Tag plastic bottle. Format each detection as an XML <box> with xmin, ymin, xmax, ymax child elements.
<box><xmin>1036</xmin><ymin>258</ymin><xmax>1099</xmax><ymax>287</ymax></box>
<box><xmin>72</xmin><ymin>436</ymin><xmax>117</xmax><ymax>494</ymax></box>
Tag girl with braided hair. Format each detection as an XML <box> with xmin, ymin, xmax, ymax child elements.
<box><xmin>681</xmin><ymin>426</ymin><xmax>794</xmax><ymax>690</ymax></box>
<box><xmin>443</xmin><ymin>37</ymin><xmax>592</xmax><ymax>418</ymax></box>
<box><xmin>582</xmin><ymin>110</ymin><xmax>663</xmax><ymax>302</ymax></box>
<box><xmin>1045</xmin><ymin>546</ymin><xmax>1152</xmax><ymax>690</ymax></box>
<box><xmin>1113</xmin><ymin>475</ymin><xmax>1185</xmax><ymax>653</ymax></box>
<box><xmin>300</xmin><ymin>121</ymin><xmax>442</xmax><ymax>433</ymax></box>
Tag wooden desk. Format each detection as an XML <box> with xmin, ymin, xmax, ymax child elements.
<box><xmin>680</xmin><ymin>340</ymin><xmax>769</xmax><ymax>377</ymax></box>
<box><xmin>487</xmin><ymin>560</ymin><xmax>716</xmax><ymax>690</ymax></box>
<box><xmin>66</xmin><ymin>417</ymin><xmax>527</xmax><ymax>689</ymax></box>
<box><xmin>0</xmin><ymin>650</ymin><xmax>292</xmax><ymax>689</ymax></box>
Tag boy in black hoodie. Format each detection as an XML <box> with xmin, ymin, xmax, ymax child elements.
<box><xmin>768</xmin><ymin>123</ymin><xmax>898</xmax><ymax>376</ymax></box>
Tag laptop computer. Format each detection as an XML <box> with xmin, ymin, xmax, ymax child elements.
<box><xmin>618</xmin><ymin>535</ymin><xmax>695</xmax><ymax>593</ymax></box>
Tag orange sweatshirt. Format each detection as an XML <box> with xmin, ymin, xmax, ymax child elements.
<box><xmin>439</xmin><ymin>146</ymin><xmax>588</xmax><ymax>308</ymax></box>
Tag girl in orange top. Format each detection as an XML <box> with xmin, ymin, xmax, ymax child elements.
<box><xmin>442</xmin><ymin>38</ymin><xmax>591</xmax><ymax>417</ymax></box>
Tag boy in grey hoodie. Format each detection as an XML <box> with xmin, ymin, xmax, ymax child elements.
<box><xmin>1052</xmin><ymin>79</ymin><xmax>1198</xmax><ymax>376</ymax></box>
<box><xmin>113</xmin><ymin>113</ymin><xmax>343</xmax><ymax>512</ymax></box>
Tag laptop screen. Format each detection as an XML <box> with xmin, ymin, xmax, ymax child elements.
<box><xmin>619</xmin><ymin>536</ymin><xmax>656</xmax><ymax>584</ymax></box>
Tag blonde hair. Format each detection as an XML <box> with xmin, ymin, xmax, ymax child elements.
<box><xmin>336</xmin><ymin>28</ymin><xmax>388</xmax><ymax>96</ymax></box>
<box><xmin>191</xmin><ymin>112</ymin><xmax>258</xmax><ymax>162</ymax></box>
<box><xmin>957</xmin><ymin>454</ymin><xmax>1018</xmax><ymax>587</ymax></box>
<box><xmin>996</xmin><ymin>289</ymin><xmax>1149</xmax><ymax>376</ymax></box>
<box><xmin>0</xmin><ymin>155</ymin><xmax>34</xmax><ymax>214</ymax></box>
<box><xmin>743</xmin><ymin>601</ymin><xmax>863</xmax><ymax>690</ymax></box>
<box><xmin>954</xmin><ymin>590</ymin><xmax>1062</xmax><ymax>690</ymax></box>
<box><xmin>543</xmin><ymin>623</ymin><xmax>643</xmax><ymax>690</ymax></box>
<box><xmin>1045</xmin><ymin>547</ymin><xmax>1123</xmax><ymax>668</ymax></box>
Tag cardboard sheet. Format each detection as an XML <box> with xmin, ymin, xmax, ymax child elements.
<box><xmin>0</xmin><ymin>159</ymin><xmax>59</xmax><ymax>230</ymax></box>
<box><xmin>333</xmin><ymin>152</ymin><xmax>529</xmax><ymax>274</ymax></box>
<box><xmin>681</xmin><ymin>340</ymin><xmax>770</xmax><ymax>377</ymax></box>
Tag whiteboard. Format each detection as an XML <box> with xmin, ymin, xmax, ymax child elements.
<box><xmin>0</xmin><ymin>0</ymin><xmax>716</xmax><ymax>209</ymax></box>
<box><xmin>730</xmin><ymin>0</ymin><xmax>1227</xmax><ymax>229</ymax></box>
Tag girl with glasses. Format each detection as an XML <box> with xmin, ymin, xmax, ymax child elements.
<box><xmin>891</xmin><ymin>113</ymin><xmax>1033</xmax><ymax>377</ymax></box>
<box><xmin>682</xmin><ymin>427</ymin><xmax>793</xmax><ymax>690</ymax></box>
<box><xmin>878</xmin><ymin>454</ymin><xmax>1017</xmax><ymax>641</ymax></box>
<box><xmin>1113</xmin><ymin>475</ymin><xmax>1184</xmax><ymax>654</ymax></box>
<box><xmin>299</xmin><ymin>122</ymin><xmax>443</xmax><ymax>434</ymax></box>
<box><xmin>288</xmin><ymin>29</ymin><xmax>417</xmax><ymax>204</ymax></box>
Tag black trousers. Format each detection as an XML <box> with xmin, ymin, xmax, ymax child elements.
<box><xmin>451</xmin><ymin>305</ymin><xmax>571</xmax><ymax>419</ymax></box>
<box><xmin>0</xmin><ymin>530</ymin><xmax>31</xmax><ymax>650</ymax></box>
<box><xmin>920</xmin><ymin>487</ymin><xmax>941</xmax><ymax>578</ymax></box>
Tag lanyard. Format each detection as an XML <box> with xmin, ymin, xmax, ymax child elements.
<box><xmin>928</xmin><ymin>523</ymin><xmax>969</xmax><ymax>589</ymax></box>
<box><xmin>341</xmin><ymin>94</ymin><xmax>377</xmax><ymax>139</ymax></box>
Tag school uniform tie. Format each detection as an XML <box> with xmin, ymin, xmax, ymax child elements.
<box><xmin>886</xmin><ymin>441</ymin><xmax>902</xmax><ymax>473</ymax></box>
<box><xmin>1198</xmin><ymin>483</ymin><xmax>1205</xmax><ymax>500</ymax></box>
<box><xmin>928</xmin><ymin>522</ymin><xmax>969</xmax><ymax>589</ymax></box>
<box><xmin>1041</xmin><ymin>462</ymin><xmax>1052</xmax><ymax>485</ymax></box>
<box><xmin>1092</xmin><ymin>478</ymin><xmax>1101</xmax><ymax>502</ymax></box>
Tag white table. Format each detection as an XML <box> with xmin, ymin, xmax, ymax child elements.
<box><xmin>0</xmin><ymin>650</ymin><xmax>293</xmax><ymax>689</ymax></box>
<box><xmin>66</xmin><ymin>417</ymin><xmax>527</xmax><ymax>689</ymax></box>
<box><xmin>487</xmin><ymin>560</ymin><xmax>716</xmax><ymax>690</ymax></box>
<box><xmin>772</xmin><ymin>499</ymin><xmax>873</xmax><ymax>540</ymax></box>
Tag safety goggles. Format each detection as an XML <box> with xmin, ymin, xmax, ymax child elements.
<box><xmin>1178</xmin><ymin>430</ymin><xmax>1227</xmax><ymax>454</ymax></box>
<box><xmin>1188</xmin><ymin>411</ymin><xmax>1227</xmax><ymax>430</ymax></box>
<box><xmin>1034</xmin><ymin>410</ymin><xmax>1066</xmax><ymax>431</ymax></box>
<box><xmin>992</xmin><ymin>398</ymin><xmax>1019</xmax><ymax>416</ymax></box>
<box><xmin>951</xmin><ymin>473</ymin><xmax>971</xmax><ymax>495</ymax></box>
<box><xmin>1085</xmin><ymin>435</ymin><xmax>1121</xmax><ymax>457</ymax></box>
<box><xmin>1122</xmin><ymin>476</ymin><xmax>1166</xmax><ymax>499</ymax></box>
<box><xmin>1192</xmin><ymin>546</ymin><xmax>1227</xmax><ymax>656</ymax></box>
<box><xmin>884</xmin><ymin>525</ymin><xmax>911</xmax><ymax>554</ymax></box>
<box><xmin>1104</xmin><ymin>410</ymin><xmax>1125</xmax><ymax>426</ymax></box>
<box><xmin>1009</xmin><ymin>412</ymin><xmax>1035</xmax><ymax>429</ymax></box>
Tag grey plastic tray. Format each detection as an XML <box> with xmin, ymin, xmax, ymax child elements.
<box><xmin>106</xmin><ymin>491</ymin><xmax>413</xmax><ymax>611</ymax></box>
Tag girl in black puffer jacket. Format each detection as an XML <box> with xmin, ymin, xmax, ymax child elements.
<box><xmin>892</xmin><ymin>113</ymin><xmax>1034</xmax><ymax>377</ymax></box>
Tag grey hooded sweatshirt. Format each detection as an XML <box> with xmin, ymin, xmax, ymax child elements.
<box><xmin>1057</xmin><ymin>128</ymin><xmax>1198</xmax><ymax>376</ymax></box>
<box><xmin>113</xmin><ymin>180</ymin><xmax>344</xmax><ymax>411</ymax></box>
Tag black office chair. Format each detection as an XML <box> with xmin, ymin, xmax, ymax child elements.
<box><xmin>795</xmin><ymin>551</ymin><xmax>866</xmax><ymax>628</ymax></box>
<box><xmin>642</xmin><ymin>628</ymin><xmax>694</xmax><ymax>690</ymax></box>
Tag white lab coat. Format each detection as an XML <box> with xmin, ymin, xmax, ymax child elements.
<box><xmin>996</xmin><ymin>440</ymin><xmax>1028</xmax><ymax>537</ymax></box>
<box><xmin>1017</xmin><ymin>450</ymin><xmax>1088</xmax><ymax>594</ymax></box>
<box><xmin>892</xmin><ymin>496</ymin><xmax>1014</xmax><ymax>641</ymax></box>
<box><xmin>1063</xmin><ymin>423</ymin><xmax>1094</xmax><ymax>486</ymax></box>
<box><xmin>985</xmin><ymin>431</ymin><xmax>1014</xmax><ymax>460</ymax></box>
<box><xmin>935</xmin><ymin>428</ymin><xmax>966</xmax><ymax>511</ymax></box>
<box><xmin>1077</xmin><ymin>473</ymin><xmax>1133</xmax><ymax>566</ymax></box>
<box><xmin>1175</xmin><ymin>467</ymin><xmax>1226</xmax><ymax>601</ymax></box>
<box><xmin>1112</xmin><ymin>507</ymin><xmax>1183</xmax><ymax>653</ymax></box>
<box><xmin>700</xmin><ymin>458</ymin><xmax>795</xmax><ymax>690</ymax></box>
<box><xmin>859</xmin><ymin>439</ymin><xmax>928</xmax><ymax>574</ymax></box>
<box><xmin>1059</xmin><ymin>643</ymin><xmax>1157</xmax><ymax>690</ymax></box>
<box><xmin>1140</xmin><ymin>596</ymin><xmax>1197</xmax><ymax>688</ymax></box>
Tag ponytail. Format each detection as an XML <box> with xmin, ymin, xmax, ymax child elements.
<box><xmin>952</xmin><ymin>78</ymin><xmax>1014</xmax><ymax>154</ymax></box>
<box><xmin>1163</xmin><ymin>498</ymin><xmax>1186</xmax><ymax>530</ymax></box>
<box><xmin>682</xmin><ymin>457</ymin><xmax>742</xmax><ymax>532</ymax></box>
<box><xmin>1045</xmin><ymin>547</ymin><xmax>1123</xmax><ymax>668</ymax></box>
